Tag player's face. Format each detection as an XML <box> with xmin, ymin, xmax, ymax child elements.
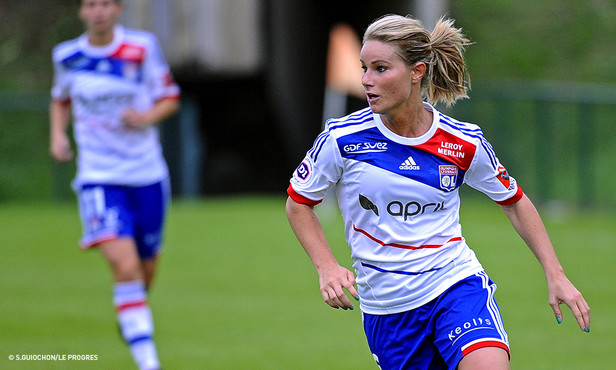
<box><xmin>79</xmin><ymin>0</ymin><xmax>122</xmax><ymax>35</ymax></box>
<box><xmin>360</xmin><ymin>40</ymin><xmax>414</xmax><ymax>116</ymax></box>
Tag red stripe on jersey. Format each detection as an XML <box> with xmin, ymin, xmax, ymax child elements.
<box><xmin>353</xmin><ymin>225</ymin><xmax>462</xmax><ymax>249</ymax></box>
<box><xmin>116</xmin><ymin>301</ymin><xmax>147</xmax><ymax>313</ymax></box>
<box><xmin>495</xmin><ymin>186</ymin><xmax>524</xmax><ymax>205</ymax></box>
<box><xmin>462</xmin><ymin>340</ymin><xmax>510</xmax><ymax>358</ymax></box>
<box><xmin>111</xmin><ymin>43</ymin><xmax>145</xmax><ymax>63</ymax></box>
<box><xmin>287</xmin><ymin>184</ymin><xmax>322</xmax><ymax>206</ymax></box>
<box><xmin>414</xmin><ymin>128</ymin><xmax>476</xmax><ymax>171</ymax></box>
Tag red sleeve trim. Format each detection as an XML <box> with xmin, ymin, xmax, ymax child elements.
<box><xmin>462</xmin><ymin>340</ymin><xmax>510</xmax><ymax>359</ymax></box>
<box><xmin>155</xmin><ymin>95</ymin><xmax>180</xmax><ymax>103</ymax></box>
<box><xmin>52</xmin><ymin>98</ymin><xmax>72</xmax><ymax>105</ymax></box>
<box><xmin>495</xmin><ymin>185</ymin><xmax>524</xmax><ymax>206</ymax></box>
<box><xmin>287</xmin><ymin>184</ymin><xmax>322</xmax><ymax>206</ymax></box>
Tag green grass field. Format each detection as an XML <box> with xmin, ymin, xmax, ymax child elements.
<box><xmin>1</xmin><ymin>196</ymin><xmax>613</xmax><ymax>369</ymax></box>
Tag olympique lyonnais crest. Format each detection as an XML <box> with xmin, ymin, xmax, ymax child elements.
<box><xmin>439</xmin><ymin>165</ymin><xmax>458</xmax><ymax>191</ymax></box>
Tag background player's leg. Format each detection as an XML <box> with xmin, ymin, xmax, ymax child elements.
<box><xmin>100</xmin><ymin>238</ymin><xmax>160</xmax><ymax>370</ymax></box>
<box><xmin>141</xmin><ymin>257</ymin><xmax>159</xmax><ymax>291</ymax></box>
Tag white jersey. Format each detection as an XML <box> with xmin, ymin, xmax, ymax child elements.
<box><xmin>51</xmin><ymin>25</ymin><xmax>180</xmax><ymax>187</ymax></box>
<box><xmin>288</xmin><ymin>103</ymin><xmax>523</xmax><ymax>314</ymax></box>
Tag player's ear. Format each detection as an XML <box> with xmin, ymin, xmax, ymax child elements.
<box><xmin>411</xmin><ymin>62</ymin><xmax>426</xmax><ymax>84</ymax></box>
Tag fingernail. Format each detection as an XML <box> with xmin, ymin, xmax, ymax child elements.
<box><xmin>342</xmin><ymin>307</ymin><xmax>348</xmax><ymax>310</ymax></box>
<box><xmin>584</xmin><ymin>327</ymin><xmax>590</xmax><ymax>333</ymax></box>
<box><xmin>349</xmin><ymin>306</ymin><xmax>354</xmax><ymax>310</ymax></box>
<box><xmin>556</xmin><ymin>317</ymin><xmax>562</xmax><ymax>324</ymax></box>
<box><xmin>355</xmin><ymin>296</ymin><xmax>360</xmax><ymax>301</ymax></box>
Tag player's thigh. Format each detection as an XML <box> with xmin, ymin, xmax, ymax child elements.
<box><xmin>99</xmin><ymin>237</ymin><xmax>143</xmax><ymax>281</ymax></box>
<box><xmin>434</xmin><ymin>272</ymin><xmax>510</xmax><ymax>368</ymax></box>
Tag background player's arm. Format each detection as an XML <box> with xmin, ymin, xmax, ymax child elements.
<box><xmin>122</xmin><ymin>97</ymin><xmax>180</xmax><ymax>129</ymax></box>
<box><xmin>49</xmin><ymin>99</ymin><xmax>73</xmax><ymax>162</ymax></box>
<box><xmin>286</xmin><ymin>197</ymin><xmax>358</xmax><ymax>310</ymax></box>
<box><xmin>501</xmin><ymin>193</ymin><xmax>591</xmax><ymax>332</ymax></box>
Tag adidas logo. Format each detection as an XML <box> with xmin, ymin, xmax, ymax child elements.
<box><xmin>399</xmin><ymin>155</ymin><xmax>420</xmax><ymax>170</ymax></box>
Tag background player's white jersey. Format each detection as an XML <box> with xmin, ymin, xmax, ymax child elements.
<box><xmin>289</xmin><ymin>103</ymin><xmax>523</xmax><ymax>314</ymax></box>
<box><xmin>51</xmin><ymin>25</ymin><xmax>180</xmax><ymax>187</ymax></box>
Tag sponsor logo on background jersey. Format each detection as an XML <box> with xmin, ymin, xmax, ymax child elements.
<box><xmin>96</xmin><ymin>59</ymin><xmax>112</xmax><ymax>73</ymax></box>
<box><xmin>439</xmin><ymin>165</ymin><xmax>458</xmax><ymax>191</ymax></box>
<box><xmin>343</xmin><ymin>141</ymin><xmax>388</xmax><ymax>154</ymax></box>
<box><xmin>399</xmin><ymin>155</ymin><xmax>420</xmax><ymax>170</ymax></box>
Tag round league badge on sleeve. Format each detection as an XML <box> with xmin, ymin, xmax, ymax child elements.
<box><xmin>293</xmin><ymin>158</ymin><xmax>314</xmax><ymax>184</ymax></box>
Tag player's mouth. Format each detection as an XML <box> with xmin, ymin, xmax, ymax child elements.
<box><xmin>366</xmin><ymin>92</ymin><xmax>379</xmax><ymax>103</ymax></box>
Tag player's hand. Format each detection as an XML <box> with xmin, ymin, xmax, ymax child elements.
<box><xmin>121</xmin><ymin>109</ymin><xmax>150</xmax><ymax>129</ymax></box>
<box><xmin>318</xmin><ymin>265</ymin><xmax>360</xmax><ymax>310</ymax></box>
<box><xmin>50</xmin><ymin>134</ymin><xmax>73</xmax><ymax>162</ymax></box>
<box><xmin>547</xmin><ymin>272</ymin><xmax>591</xmax><ymax>333</ymax></box>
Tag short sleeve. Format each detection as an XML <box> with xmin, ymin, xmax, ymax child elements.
<box><xmin>464</xmin><ymin>135</ymin><xmax>523</xmax><ymax>205</ymax></box>
<box><xmin>143</xmin><ymin>35</ymin><xmax>180</xmax><ymax>101</ymax></box>
<box><xmin>288</xmin><ymin>129</ymin><xmax>343</xmax><ymax>205</ymax></box>
<box><xmin>50</xmin><ymin>47</ymin><xmax>71</xmax><ymax>102</ymax></box>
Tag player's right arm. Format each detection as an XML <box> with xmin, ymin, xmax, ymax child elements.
<box><xmin>49</xmin><ymin>99</ymin><xmax>73</xmax><ymax>162</ymax></box>
<box><xmin>286</xmin><ymin>196</ymin><xmax>358</xmax><ymax>310</ymax></box>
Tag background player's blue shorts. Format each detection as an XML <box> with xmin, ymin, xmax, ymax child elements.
<box><xmin>362</xmin><ymin>271</ymin><xmax>509</xmax><ymax>370</ymax></box>
<box><xmin>76</xmin><ymin>180</ymin><xmax>170</xmax><ymax>260</ymax></box>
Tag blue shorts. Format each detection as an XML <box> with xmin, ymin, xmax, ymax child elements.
<box><xmin>76</xmin><ymin>180</ymin><xmax>170</xmax><ymax>260</ymax></box>
<box><xmin>362</xmin><ymin>272</ymin><xmax>509</xmax><ymax>370</ymax></box>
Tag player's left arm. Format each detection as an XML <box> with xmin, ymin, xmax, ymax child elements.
<box><xmin>122</xmin><ymin>97</ymin><xmax>180</xmax><ymax>129</ymax></box>
<box><xmin>123</xmin><ymin>33</ymin><xmax>180</xmax><ymax>129</ymax></box>
<box><xmin>500</xmin><ymin>194</ymin><xmax>591</xmax><ymax>332</ymax></box>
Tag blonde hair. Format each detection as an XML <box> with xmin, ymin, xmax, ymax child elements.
<box><xmin>363</xmin><ymin>14</ymin><xmax>471</xmax><ymax>106</ymax></box>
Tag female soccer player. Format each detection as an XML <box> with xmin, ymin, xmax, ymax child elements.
<box><xmin>286</xmin><ymin>14</ymin><xmax>590</xmax><ymax>369</ymax></box>
<box><xmin>50</xmin><ymin>0</ymin><xmax>179</xmax><ymax>368</ymax></box>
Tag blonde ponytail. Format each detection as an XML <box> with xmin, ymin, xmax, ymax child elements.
<box><xmin>426</xmin><ymin>17</ymin><xmax>471</xmax><ymax>106</ymax></box>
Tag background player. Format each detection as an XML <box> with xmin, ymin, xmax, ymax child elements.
<box><xmin>286</xmin><ymin>14</ymin><xmax>590</xmax><ymax>369</ymax></box>
<box><xmin>50</xmin><ymin>0</ymin><xmax>179</xmax><ymax>368</ymax></box>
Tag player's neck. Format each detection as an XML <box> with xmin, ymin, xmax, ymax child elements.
<box><xmin>382</xmin><ymin>104</ymin><xmax>433</xmax><ymax>138</ymax></box>
<box><xmin>88</xmin><ymin>29</ymin><xmax>115</xmax><ymax>46</ymax></box>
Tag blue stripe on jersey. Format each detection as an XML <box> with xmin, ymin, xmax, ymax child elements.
<box><xmin>308</xmin><ymin>130</ymin><xmax>330</xmax><ymax>161</ymax></box>
<box><xmin>439</xmin><ymin>115</ymin><xmax>498</xmax><ymax>169</ymax></box>
<box><xmin>337</xmin><ymin>127</ymin><xmax>465</xmax><ymax>191</ymax></box>
<box><xmin>327</xmin><ymin>108</ymin><xmax>372</xmax><ymax>128</ymax></box>
<box><xmin>361</xmin><ymin>260</ymin><xmax>453</xmax><ymax>276</ymax></box>
<box><xmin>60</xmin><ymin>50</ymin><xmax>143</xmax><ymax>82</ymax></box>
<box><xmin>327</xmin><ymin>108</ymin><xmax>373</xmax><ymax>130</ymax></box>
